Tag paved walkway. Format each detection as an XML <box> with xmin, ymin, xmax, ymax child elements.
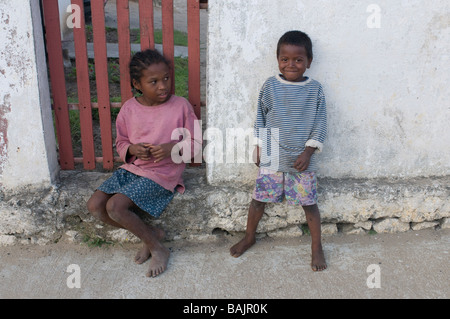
<box><xmin>0</xmin><ymin>229</ymin><xmax>448</xmax><ymax>299</ymax></box>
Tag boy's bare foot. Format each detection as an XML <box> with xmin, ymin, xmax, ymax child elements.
<box><xmin>230</xmin><ymin>235</ymin><xmax>256</xmax><ymax>258</ymax></box>
<box><xmin>146</xmin><ymin>246</ymin><xmax>170</xmax><ymax>277</ymax></box>
<box><xmin>134</xmin><ymin>227</ymin><xmax>166</xmax><ymax>264</ymax></box>
<box><xmin>311</xmin><ymin>244</ymin><xmax>327</xmax><ymax>272</ymax></box>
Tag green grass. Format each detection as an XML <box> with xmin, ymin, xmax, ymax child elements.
<box><xmin>82</xmin><ymin>235</ymin><xmax>114</xmax><ymax>247</ymax></box>
<box><xmin>86</xmin><ymin>26</ymin><xmax>189</xmax><ymax>47</ymax></box>
<box><xmin>301</xmin><ymin>224</ymin><xmax>310</xmax><ymax>236</ymax></box>
<box><xmin>135</xmin><ymin>28</ymin><xmax>189</xmax><ymax>47</ymax></box>
<box><xmin>173</xmin><ymin>56</ymin><xmax>189</xmax><ymax>98</ymax></box>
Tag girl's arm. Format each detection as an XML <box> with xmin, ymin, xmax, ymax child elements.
<box><xmin>149</xmin><ymin>142</ymin><xmax>177</xmax><ymax>163</ymax></box>
<box><xmin>178</xmin><ymin>106</ymin><xmax>203</xmax><ymax>163</ymax></box>
<box><xmin>116</xmin><ymin>111</ymin><xmax>154</xmax><ymax>162</ymax></box>
<box><xmin>161</xmin><ymin>101</ymin><xmax>202</xmax><ymax>164</ymax></box>
<box><xmin>115</xmin><ymin>109</ymin><xmax>136</xmax><ymax>163</ymax></box>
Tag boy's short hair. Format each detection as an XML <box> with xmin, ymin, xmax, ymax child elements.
<box><xmin>277</xmin><ymin>31</ymin><xmax>313</xmax><ymax>60</ymax></box>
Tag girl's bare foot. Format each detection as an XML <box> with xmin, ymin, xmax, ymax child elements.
<box><xmin>134</xmin><ymin>226</ymin><xmax>166</xmax><ymax>264</ymax></box>
<box><xmin>135</xmin><ymin>245</ymin><xmax>151</xmax><ymax>264</ymax></box>
<box><xmin>146</xmin><ymin>245</ymin><xmax>170</xmax><ymax>277</ymax></box>
<box><xmin>230</xmin><ymin>235</ymin><xmax>256</xmax><ymax>258</ymax></box>
<box><xmin>311</xmin><ymin>244</ymin><xmax>327</xmax><ymax>271</ymax></box>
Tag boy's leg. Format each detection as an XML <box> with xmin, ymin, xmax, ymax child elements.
<box><xmin>302</xmin><ymin>204</ymin><xmax>327</xmax><ymax>271</ymax></box>
<box><xmin>106</xmin><ymin>193</ymin><xmax>169</xmax><ymax>277</ymax></box>
<box><xmin>230</xmin><ymin>199</ymin><xmax>266</xmax><ymax>258</ymax></box>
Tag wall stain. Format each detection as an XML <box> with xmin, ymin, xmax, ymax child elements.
<box><xmin>0</xmin><ymin>93</ymin><xmax>11</xmax><ymax>177</ymax></box>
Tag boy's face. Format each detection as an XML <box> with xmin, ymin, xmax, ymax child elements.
<box><xmin>277</xmin><ymin>44</ymin><xmax>312</xmax><ymax>82</ymax></box>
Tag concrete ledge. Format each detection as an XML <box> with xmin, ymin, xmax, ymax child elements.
<box><xmin>0</xmin><ymin>168</ymin><xmax>449</xmax><ymax>245</ymax></box>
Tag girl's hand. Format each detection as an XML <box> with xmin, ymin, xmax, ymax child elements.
<box><xmin>149</xmin><ymin>143</ymin><xmax>177</xmax><ymax>163</ymax></box>
<box><xmin>293</xmin><ymin>147</ymin><xmax>316</xmax><ymax>172</ymax></box>
<box><xmin>128</xmin><ymin>143</ymin><xmax>152</xmax><ymax>161</ymax></box>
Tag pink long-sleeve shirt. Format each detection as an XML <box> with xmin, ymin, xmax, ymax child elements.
<box><xmin>115</xmin><ymin>95</ymin><xmax>202</xmax><ymax>193</ymax></box>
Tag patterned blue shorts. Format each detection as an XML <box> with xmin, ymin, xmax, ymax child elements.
<box><xmin>97</xmin><ymin>169</ymin><xmax>175</xmax><ymax>218</ymax></box>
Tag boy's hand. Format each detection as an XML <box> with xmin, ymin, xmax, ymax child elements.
<box><xmin>128</xmin><ymin>143</ymin><xmax>152</xmax><ymax>161</ymax></box>
<box><xmin>293</xmin><ymin>147</ymin><xmax>316</xmax><ymax>172</ymax></box>
<box><xmin>253</xmin><ymin>146</ymin><xmax>261</xmax><ymax>167</ymax></box>
<box><xmin>149</xmin><ymin>143</ymin><xmax>177</xmax><ymax>163</ymax></box>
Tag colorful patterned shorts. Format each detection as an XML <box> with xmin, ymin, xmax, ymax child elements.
<box><xmin>252</xmin><ymin>168</ymin><xmax>318</xmax><ymax>206</ymax></box>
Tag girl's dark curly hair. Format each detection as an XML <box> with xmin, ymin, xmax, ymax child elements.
<box><xmin>129</xmin><ymin>49</ymin><xmax>171</xmax><ymax>93</ymax></box>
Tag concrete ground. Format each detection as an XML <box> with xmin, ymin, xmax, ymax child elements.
<box><xmin>0</xmin><ymin>228</ymin><xmax>448</xmax><ymax>299</ymax></box>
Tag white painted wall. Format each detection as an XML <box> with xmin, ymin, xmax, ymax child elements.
<box><xmin>0</xmin><ymin>0</ymin><xmax>59</xmax><ymax>190</ymax></box>
<box><xmin>206</xmin><ymin>0</ymin><xmax>450</xmax><ymax>184</ymax></box>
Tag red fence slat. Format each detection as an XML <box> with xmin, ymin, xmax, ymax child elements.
<box><xmin>162</xmin><ymin>0</ymin><xmax>175</xmax><ymax>94</ymax></box>
<box><xmin>187</xmin><ymin>0</ymin><xmax>201</xmax><ymax>120</ymax></box>
<box><xmin>71</xmin><ymin>0</ymin><xmax>96</xmax><ymax>170</ymax></box>
<box><xmin>139</xmin><ymin>0</ymin><xmax>155</xmax><ymax>51</ymax></box>
<box><xmin>44</xmin><ymin>0</ymin><xmax>206</xmax><ymax>170</ymax></box>
<box><xmin>117</xmin><ymin>0</ymin><xmax>133</xmax><ymax>103</ymax></box>
<box><xmin>91</xmin><ymin>0</ymin><xmax>114</xmax><ymax>170</ymax></box>
<box><xmin>42</xmin><ymin>0</ymin><xmax>74</xmax><ymax>170</ymax></box>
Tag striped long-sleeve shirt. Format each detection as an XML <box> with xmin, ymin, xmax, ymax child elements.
<box><xmin>254</xmin><ymin>74</ymin><xmax>327</xmax><ymax>173</ymax></box>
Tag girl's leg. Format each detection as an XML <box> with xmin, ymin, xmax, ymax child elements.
<box><xmin>87</xmin><ymin>190</ymin><xmax>165</xmax><ymax>265</ymax></box>
<box><xmin>105</xmin><ymin>193</ymin><xmax>170</xmax><ymax>277</ymax></box>
<box><xmin>302</xmin><ymin>204</ymin><xmax>327</xmax><ymax>271</ymax></box>
<box><xmin>230</xmin><ymin>199</ymin><xmax>266</xmax><ymax>257</ymax></box>
<box><xmin>86</xmin><ymin>190</ymin><xmax>123</xmax><ymax>229</ymax></box>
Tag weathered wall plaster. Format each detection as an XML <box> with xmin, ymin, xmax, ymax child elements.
<box><xmin>206</xmin><ymin>0</ymin><xmax>450</xmax><ymax>184</ymax></box>
<box><xmin>0</xmin><ymin>0</ymin><xmax>58</xmax><ymax>190</ymax></box>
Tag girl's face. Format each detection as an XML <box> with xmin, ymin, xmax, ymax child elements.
<box><xmin>132</xmin><ymin>62</ymin><xmax>172</xmax><ymax>106</ymax></box>
<box><xmin>277</xmin><ymin>44</ymin><xmax>312</xmax><ymax>82</ymax></box>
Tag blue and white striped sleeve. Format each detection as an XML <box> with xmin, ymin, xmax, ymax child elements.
<box><xmin>253</xmin><ymin>82</ymin><xmax>269</xmax><ymax>146</ymax></box>
<box><xmin>305</xmin><ymin>85</ymin><xmax>327</xmax><ymax>153</ymax></box>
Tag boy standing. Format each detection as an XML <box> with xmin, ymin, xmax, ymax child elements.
<box><xmin>230</xmin><ymin>31</ymin><xmax>327</xmax><ymax>271</ymax></box>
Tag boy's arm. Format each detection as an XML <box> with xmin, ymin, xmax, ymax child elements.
<box><xmin>253</xmin><ymin>83</ymin><xmax>268</xmax><ymax>148</ymax></box>
<box><xmin>293</xmin><ymin>146</ymin><xmax>316</xmax><ymax>171</ymax></box>
<box><xmin>305</xmin><ymin>86</ymin><xmax>327</xmax><ymax>153</ymax></box>
<box><xmin>294</xmin><ymin>87</ymin><xmax>327</xmax><ymax>172</ymax></box>
<box><xmin>252</xmin><ymin>145</ymin><xmax>261</xmax><ymax>167</ymax></box>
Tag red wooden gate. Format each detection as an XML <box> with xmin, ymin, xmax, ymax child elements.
<box><xmin>42</xmin><ymin>0</ymin><xmax>205</xmax><ymax>170</ymax></box>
